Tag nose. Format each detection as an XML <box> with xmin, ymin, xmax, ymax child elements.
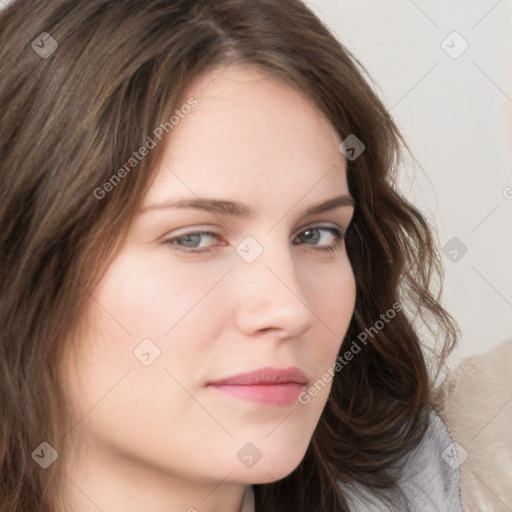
<box><xmin>232</xmin><ymin>236</ymin><xmax>317</xmax><ymax>339</ymax></box>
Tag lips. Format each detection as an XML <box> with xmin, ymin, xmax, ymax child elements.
<box><xmin>207</xmin><ymin>367</ymin><xmax>308</xmax><ymax>406</ymax></box>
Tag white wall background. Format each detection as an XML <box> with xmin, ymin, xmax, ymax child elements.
<box><xmin>2</xmin><ymin>0</ymin><xmax>511</xmax><ymax>363</ymax></box>
<box><xmin>306</xmin><ymin>0</ymin><xmax>512</xmax><ymax>363</ymax></box>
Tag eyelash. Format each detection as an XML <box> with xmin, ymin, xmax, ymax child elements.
<box><xmin>163</xmin><ymin>226</ymin><xmax>346</xmax><ymax>255</ymax></box>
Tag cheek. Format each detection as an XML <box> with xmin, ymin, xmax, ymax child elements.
<box><xmin>303</xmin><ymin>260</ymin><xmax>356</xmax><ymax>371</ymax></box>
<box><xmin>304</xmin><ymin>257</ymin><xmax>356</xmax><ymax>331</ymax></box>
<box><xmin>89</xmin><ymin>248</ymin><xmax>232</xmax><ymax>341</ymax></box>
<box><xmin>61</xmin><ymin>250</ymin><xmax>232</xmax><ymax>457</ymax></box>
<box><xmin>76</xmin><ymin>248</ymin><xmax>234</xmax><ymax>401</ymax></box>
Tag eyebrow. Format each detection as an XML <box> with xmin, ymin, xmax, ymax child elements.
<box><xmin>140</xmin><ymin>194</ymin><xmax>355</xmax><ymax>217</ymax></box>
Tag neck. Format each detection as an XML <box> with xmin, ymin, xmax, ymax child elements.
<box><xmin>56</xmin><ymin>440</ymin><xmax>253</xmax><ymax>512</ymax></box>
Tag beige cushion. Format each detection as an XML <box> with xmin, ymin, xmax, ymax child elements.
<box><xmin>439</xmin><ymin>339</ymin><xmax>512</xmax><ymax>511</ymax></box>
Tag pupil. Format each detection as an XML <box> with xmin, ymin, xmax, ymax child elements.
<box><xmin>303</xmin><ymin>229</ymin><xmax>319</xmax><ymax>243</ymax></box>
<box><xmin>181</xmin><ymin>234</ymin><xmax>200</xmax><ymax>247</ymax></box>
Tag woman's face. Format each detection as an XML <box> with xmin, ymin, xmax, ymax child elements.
<box><xmin>61</xmin><ymin>65</ymin><xmax>356</xmax><ymax>509</ymax></box>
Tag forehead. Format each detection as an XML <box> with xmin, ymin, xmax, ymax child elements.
<box><xmin>145</xmin><ymin>64</ymin><xmax>348</xmax><ymax>207</ymax></box>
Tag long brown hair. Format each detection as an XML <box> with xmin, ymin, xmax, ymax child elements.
<box><xmin>0</xmin><ymin>0</ymin><xmax>458</xmax><ymax>510</ymax></box>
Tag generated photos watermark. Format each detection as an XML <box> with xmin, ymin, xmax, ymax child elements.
<box><xmin>93</xmin><ymin>97</ymin><xmax>198</xmax><ymax>200</ymax></box>
<box><xmin>298</xmin><ymin>302</ymin><xmax>402</xmax><ymax>404</ymax></box>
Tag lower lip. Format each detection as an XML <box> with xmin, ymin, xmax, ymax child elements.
<box><xmin>208</xmin><ymin>383</ymin><xmax>306</xmax><ymax>406</ymax></box>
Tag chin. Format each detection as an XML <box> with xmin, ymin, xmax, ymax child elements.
<box><xmin>231</xmin><ymin>450</ymin><xmax>307</xmax><ymax>485</ymax></box>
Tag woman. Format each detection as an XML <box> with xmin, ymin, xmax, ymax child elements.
<box><xmin>0</xmin><ymin>0</ymin><xmax>461</xmax><ymax>510</ymax></box>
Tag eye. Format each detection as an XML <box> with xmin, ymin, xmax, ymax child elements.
<box><xmin>163</xmin><ymin>231</ymin><xmax>223</xmax><ymax>253</ymax></box>
<box><xmin>292</xmin><ymin>226</ymin><xmax>345</xmax><ymax>254</ymax></box>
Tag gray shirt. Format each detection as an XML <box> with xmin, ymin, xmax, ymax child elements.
<box><xmin>338</xmin><ymin>410</ymin><xmax>462</xmax><ymax>511</ymax></box>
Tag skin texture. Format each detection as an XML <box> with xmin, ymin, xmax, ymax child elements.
<box><xmin>59</xmin><ymin>64</ymin><xmax>356</xmax><ymax>512</ymax></box>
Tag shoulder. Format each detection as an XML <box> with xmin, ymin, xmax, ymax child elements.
<box><xmin>396</xmin><ymin>409</ymin><xmax>463</xmax><ymax>511</ymax></box>
<box><xmin>339</xmin><ymin>409</ymin><xmax>462</xmax><ymax>511</ymax></box>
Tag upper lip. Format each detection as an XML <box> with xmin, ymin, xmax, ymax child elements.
<box><xmin>208</xmin><ymin>366</ymin><xmax>308</xmax><ymax>386</ymax></box>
